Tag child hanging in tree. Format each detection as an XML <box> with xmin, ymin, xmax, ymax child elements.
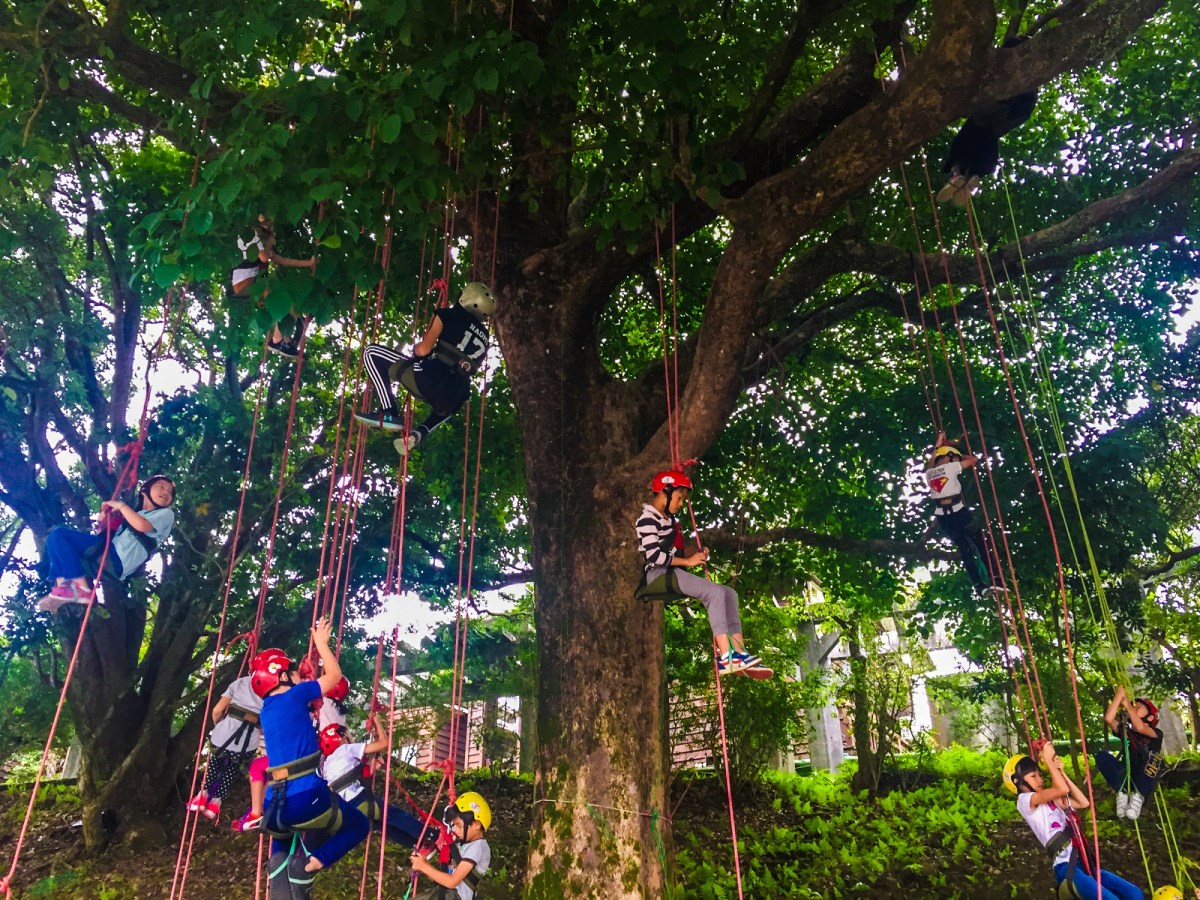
<box><xmin>1097</xmin><ymin>685</ymin><xmax>1166</xmax><ymax>822</ymax></box>
<box><xmin>409</xmin><ymin>793</ymin><xmax>492</xmax><ymax>900</ymax></box>
<box><xmin>188</xmin><ymin>674</ymin><xmax>263</xmax><ymax>823</ymax></box>
<box><xmin>252</xmin><ymin>619</ymin><xmax>369</xmax><ymax>900</ymax></box>
<box><xmin>230</xmin><ymin>215</ymin><xmax>316</xmax><ymax>359</ymax></box>
<box><xmin>634</xmin><ymin>470</ymin><xmax>770</xmax><ymax>677</ymax></box>
<box><xmin>936</xmin><ymin>37</ymin><xmax>1039</xmax><ymax>207</ymax></box>
<box><xmin>924</xmin><ymin>432</ymin><xmax>1001</xmax><ymax>597</ymax></box>
<box><xmin>37</xmin><ymin>475</ymin><xmax>176</xmax><ymax>614</ymax></box>
<box><xmin>355</xmin><ymin>283</ymin><xmax>495</xmax><ymax>454</ymax></box>
<box><xmin>1005</xmin><ymin>740</ymin><xmax>1144</xmax><ymax>900</ymax></box>
<box><xmin>318</xmin><ymin>716</ymin><xmax>439</xmax><ymax>848</ymax></box>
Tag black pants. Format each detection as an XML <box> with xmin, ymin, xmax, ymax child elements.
<box><xmin>204</xmin><ymin>748</ymin><xmax>255</xmax><ymax>801</ymax></box>
<box><xmin>943</xmin><ymin>118</ymin><xmax>1001</xmax><ymax>178</ymax></box>
<box><xmin>935</xmin><ymin>507</ymin><xmax>996</xmax><ymax>589</ymax></box>
<box><xmin>362</xmin><ymin>345</ymin><xmax>470</xmax><ymax>433</ymax></box>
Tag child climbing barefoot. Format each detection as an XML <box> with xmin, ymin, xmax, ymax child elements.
<box><xmin>634</xmin><ymin>470</ymin><xmax>769</xmax><ymax>677</ymax></box>
<box><xmin>253</xmin><ymin>619</ymin><xmax>369</xmax><ymax>899</ymax></box>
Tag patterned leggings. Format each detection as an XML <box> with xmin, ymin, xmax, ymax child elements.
<box><xmin>204</xmin><ymin>749</ymin><xmax>256</xmax><ymax>801</ymax></box>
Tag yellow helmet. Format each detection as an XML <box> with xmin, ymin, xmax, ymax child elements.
<box><xmin>1152</xmin><ymin>888</ymin><xmax>1184</xmax><ymax>900</ymax></box>
<box><xmin>933</xmin><ymin>445</ymin><xmax>962</xmax><ymax>461</ymax></box>
<box><xmin>453</xmin><ymin>791</ymin><xmax>492</xmax><ymax>831</ymax></box>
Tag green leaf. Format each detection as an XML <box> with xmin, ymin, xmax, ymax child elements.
<box><xmin>154</xmin><ymin>262</ymin><xmax>183</xmax><ymax>288</ymax></box>
<box><xmin>474</xmin><ymin>66</ymin><xmax>499</xmax><ymax>92</ymax></box>
<box><xmin>379</xmin><ymin>114</ymin><xmax>403</xmax><ymax>144</ymax></box>
<box><xmin>320</xmin><ymin>234</ymin><xmax>342</xmax><ymax>249</ymax></box>
<box><xmin>217</xmin><ymin>181</ymin><xmax>241</xmax><ymax>209</ymax></box>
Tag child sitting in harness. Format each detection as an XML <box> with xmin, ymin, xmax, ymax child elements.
<box><xmin>1005</xmin><ymin>740</ymin><xmax>1143</xmax><ymax>900</ymax></box>
<box><xmin>1097</xmin><ymin>685</ymin><xmax>1166</xmax><ymax>822</ymax></box>
<box><xmin>355</xmin><ymin>283</ymin><xmax>495</xmax><ymax>454</ymax></box>
<box><xmin>923</xmin><ymin>432</ymin><xmax>1001</xmax><ymax>597</ymax></box>
<box><xmin>188</xmin><ymin>674</ymin><xmax>263</xmax><ymax>823</ymax></box>
<box><xmin>634</xmin><ymin>470</ymin><xmax>769</xmax><ymax>677</ymax></box>
<box><xmin>37</xmin><ymin>475</ymin><xmax>176</xmax><ymax>615</ymax></box>
<box><xmin>318</xmin><ymin>715</ymin><xmax>441</xmax><ymax>848</ymax></box>
<box><xmin>252</xmin><ymin>618</ymin><xmax>369</xmax><ymax>900</ymax></box>
<box><xmin>230</xmin><ymin>215</ymin><xmax>317</xmax><ymax>359</ymax></box>
<box><xmin>409</xmin><ymin>793</ymin><xmax>492</xmax><ymax>900</ymax></box>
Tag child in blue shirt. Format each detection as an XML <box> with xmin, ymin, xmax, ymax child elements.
<box><xmin>253</xmin><ymin>618</ymin><xmax>369</xmax><ymax>899</ymax></box>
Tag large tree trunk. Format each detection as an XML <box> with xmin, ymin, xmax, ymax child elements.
<box><xmin>500</xmin><ymin>277</ymin><xmax>673</xmax><ymax>897</ymax></box>
<box><xmin>56</xmin><ymin>577</ymin><xmax>217</xmax><ymax>850</ymax></box>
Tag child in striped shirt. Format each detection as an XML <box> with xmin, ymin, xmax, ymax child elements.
<box><xmin>635</xmin><ymin>470</ymin><xmax>767</xmax><ymax>676</ymax></box>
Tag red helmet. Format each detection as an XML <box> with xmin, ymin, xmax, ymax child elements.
<box><xmin>318</xmin><ymin>723</ymin><xmax>347</xmax><ymax>756</ymax></box>
<box><xmin>650</xmin><ymin>470</ymin><xmax>692</xmax><ymax>493</ymax></box>
<box><xmin>250</xmin><ymin>648</ymin><xmax>293</xmax><ymax>699</ymax></box>
<box><xmin>1134</xmin><ymin>698</ymin><xmax>1159</xmax><ymax>727</ymax></box>
<box><xmin>326</xmin><ymin>676</ymin><xmax>350</xmax><ymax>702</ymax></box>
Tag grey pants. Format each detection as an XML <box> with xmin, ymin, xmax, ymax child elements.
<box><xmin>647</xmin><ymin>567</ymin><xmax>742</xmax><ymax>637</ymax></box>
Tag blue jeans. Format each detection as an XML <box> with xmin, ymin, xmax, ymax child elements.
<box><xmin>1095</xmin><ymin>750</ymin><xmax>1160</xmax><ymax>798</ymax></box>
<box><xmin>266</xmin><ymin>786</ymin><xmax>369</xmax><ymax>868</ymax></box>
<box><xmin>1054</xmin><ymin>862</ymin><xmax>1144</xmax><ymax>900</ymax></box>
<box><xmin>45</xmin><ymin>527</ymin><xmax>115</xmax><ymax>581</ymax></box>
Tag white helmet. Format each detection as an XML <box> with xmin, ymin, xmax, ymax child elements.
<box><xmin>458</xmin><ymin>282</ymin><xmax>496</xmax><ymax>319</ymax></box>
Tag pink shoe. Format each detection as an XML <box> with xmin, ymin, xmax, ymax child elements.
<box><xmin>203</xmin><ymin>798</ymin><xmax>221</xmax><ymax>821</ymax></box>
<box><xmin>37</xmin><ymin>583</ymin><xmax>88</xmax><ymax>614</ymax></box>
<box><xmin>231</xmin><ymin>810</ymin><xmax>262</xmax><ymax>832</ymax></box>
<box><xmin>187</xmin><ymin>792</ymin><xmax>207</xmax><ymax>813</ymax></box>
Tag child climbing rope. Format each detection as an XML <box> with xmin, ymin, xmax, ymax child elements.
<box><xmin>923</xmin><ymin>432</ymin><xmax>1000</xmax><ymax>597</ymax></box>
<box><xmin>37</xmin><ymin>475</ymin><xmax>176</xmax><ymax>614</ymax></box>
<box><xmin>310</xmin><ymin>674</ymin><xmax>350</xmax><ymax>733</ymax></box>
<box><xmin>635</xmin><ymin>470</ymin><xmax>770</xmax><ymax>677</ymax></box>
<box><xmin>318</xmin><ymin>716</ymin><xmax>436</xmax><ymax>847</ymax></box>
<box><xmin>230</xmin><ymin>215</ymin><xmax>316</xmax><ymax>359</ymax></box>
<box><xmin>253</xmin><ymin>618</ymin><xmax>369</xmax><ymax>899</ymax></box>
<box><xmin>188</xmin><ymin>674</ymin><xmax>263</xmax><ymax>823</ymax></box>
<box><xmin>409</xmin><ymin>793</ymin><xmax>492</xmax><ymax>900</ymax></box>
<box><xmin>936</xmin><ymin>37</ymin><xmax>1039</xmax><ymax>207</ymax></box>
<box><xmin>1004</xmin><ymin>741</ymin><xmax>1144</xmax><ymax>900</ymax></box>
<box><xmin>354</xmin><ymin>282</ymin><xmax>495</xmax><ymax>454</ymax></box>
<box><xmin>1097</xmin><ymin>685</ymin><xmax>1166</xmax><ymax>821</ymax></box>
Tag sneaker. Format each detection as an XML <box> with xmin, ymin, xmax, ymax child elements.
<box><xmin>936</xmin><ymin>174</ymin><xmax>966</xmax><ymax>204</ymax></box>
<box><xmin>1115</xmin><ymin>791</ymin><xmax>1129</xmax><ymax>818</ymax></box>
<box><xmin>187</xmin><ymin>792</ymin><xmax>208</xmax><ymax>813</ymax></box>
<box><xmin>1125</xmin><ymin>791</ymin><xmax>1144</xmax><ymax>820</ymax></box>
<box><xmin>37</xmin><ymin>583</ymin><xmax>89</xmax><ymax>614</ymax></box>
<box><xmin>716</xmin><ymin>652</ymin><xmax>746</xmax><ymax>676</ymax></box>
<box><xmin>353</xmin><ymin>408</ymin><xmax>405</xmax><ymax>431</ymax></box>
<box><xmin>952</xmin><ymin>175</ymin><xmax>981</xmax><ymax>208</ymax></box>
<box><xmin>731</xmin><ymin>650</ymin><xmax>762</xmax><ymax>669</ymax></box>
<box><xmin>394</xmin><ymin>429</ymin><xmax>425</xmax><ymax>456</ymax></box>
<box><xmin>203</xmin><ymin>797</ymin><xmax>221</xmax><ymax>821</ymax></box>
<box><xmin>232</xmin><ymin>811</ymin><xmax>263</xmax><ymax>832</ymax></box>
<box><xmin>268</xmin><ymin>340</ymin><xmax>300</xmax><ymax>359</ymax></box>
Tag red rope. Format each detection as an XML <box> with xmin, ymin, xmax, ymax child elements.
<box><xmin>0</xmin><ymin>283</ymin><xmax>180</xmax><ymax>897</ymax></box>
<box><xmin>962</xmin><ymin>198</ymin><xmax>1103</xmax><ymax>888</ymax></box>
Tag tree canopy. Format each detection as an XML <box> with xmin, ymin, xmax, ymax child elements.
<box><xmin>2</xmin><ymin>0</ymin><xmax>1199</xmax><ymax>896</ymax></box>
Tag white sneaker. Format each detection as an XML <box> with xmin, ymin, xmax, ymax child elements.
<box><xmin>1125</xmin><ymin>791</ymin><xmax>1144</xmax><ymax>820</ymax></box>
<box><xmin>936</xmin><ymin>175</ymin><xmax>966</xmax><ymax>204</ymax></box>
<box><xmin>394</xmin><ymin>431</ymin><xmax>423</xmax><ymax>456</ymax></box>
<box><xmin>1115</xmin><ymin>791</ymin><xmax>1129</xmax><ymax>818</ymax></box>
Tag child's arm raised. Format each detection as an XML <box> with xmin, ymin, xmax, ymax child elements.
<box><xmin>1104</xmin><ymin>685</ymin><xmax>1125</xmax><ymax>733</ymax></box>
<box><xmin>1122</xmin><ymin>693</ymin><xmax>1157</xmax><ymax>738</ymax></box>
<box><xmin>362</xmin><ymin>714</ymin><xmax>389</xmax><ymax>757</ymax></box>
<box><xmin>413</xmin><ymin>315</ymin><xmax>445</xmax><ymax>358</ymax></box>
<box><xmin>312</xmin><ymin>618</ymin><xmax>343</xmax><ymax>697</ymax></box>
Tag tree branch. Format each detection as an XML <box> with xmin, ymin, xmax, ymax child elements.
<box><xmin>701</xmin><ymin>525</ymin><xmax>956</xmax><ymax>562</ymax></box>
